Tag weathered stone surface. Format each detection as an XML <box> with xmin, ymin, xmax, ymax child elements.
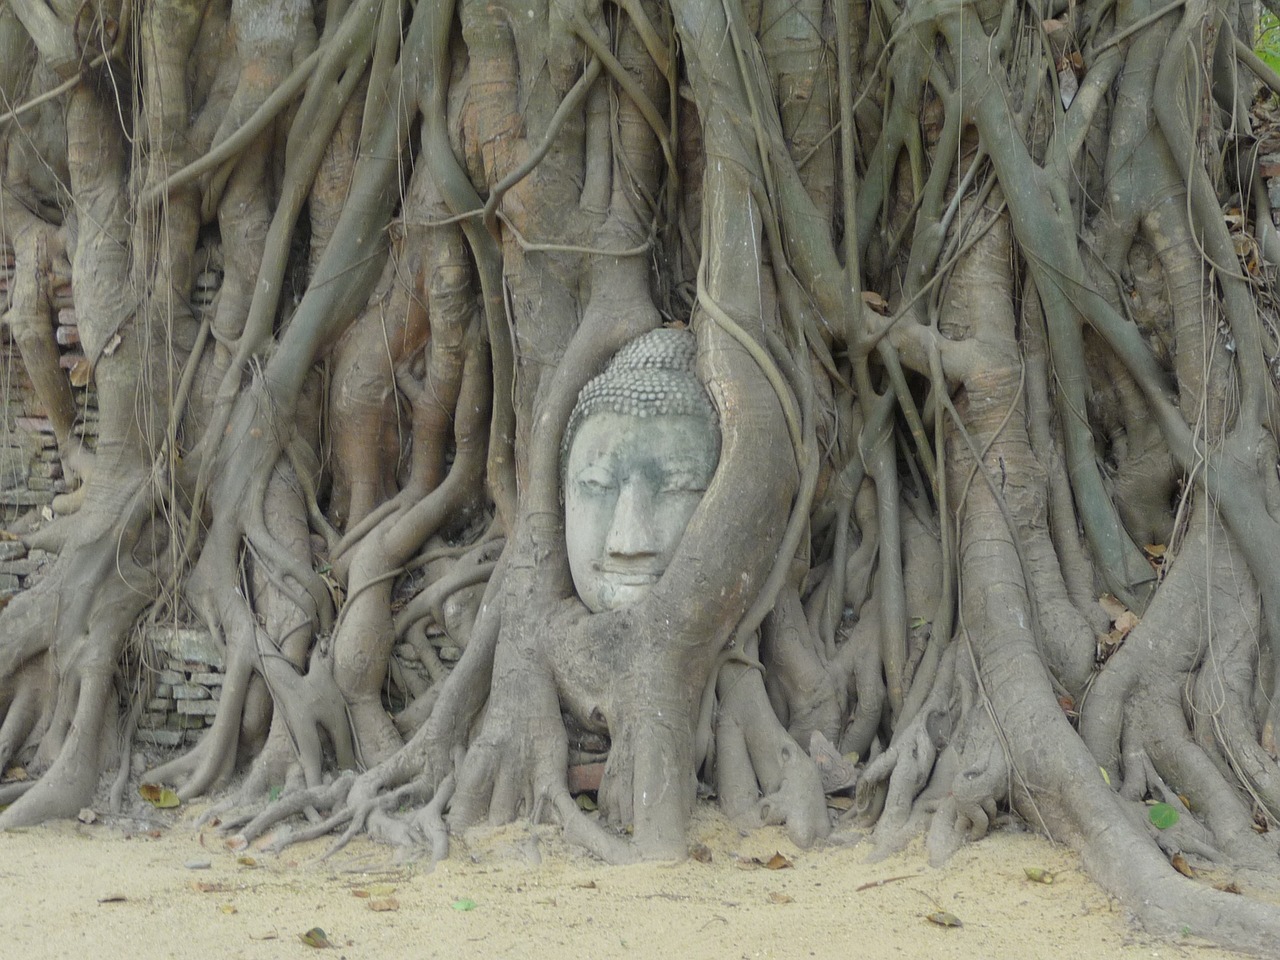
<box><xmin>149</xmin><ymin>627</ymin><xmax>224</xmax><ymax>668</ymax></box>
<box><xmin>147</xmin><ymin>698</ymin><xmax>170</xmax><ymax>712</ymax></box>
<box><xmin>569</xmin><ymin>763</ymin><xmax>606</xmax><ymax>793</ymax></box>
<box><xmin>0</xmin><ymin>490</ymin><xmax>52</xmax><ymax>506</ymax></box>
<box><xmin>176</xmin><ymin>699</ymin><xmax>219</xmax><ymax>716</ymax></box>
<box><xmin>0</xmin><ymin>558</ymin><xmax>45</xmax><ymax>576</ymax></box>
<box><xmin>14</xmin><ymin>417</ymin><xmax>54</xmax><ymax>434</ymax></box>
<box><xmin>136</xmin><ymin>729</ymin><xmax>184</xmax><ymax>747</ymax></box>
<box><xmin>138</xmin><ymin>712</ymin><xmax>168</xmax><ymax>729</ymax></box>
<box><xmin>0</xmin><ymin>573</ymin><xmax>19</xmax><ymax>590</ymax></box>
<box><xmin>155</xmin><ymin>669</ymin><xmax>185</xmax><ymax>685</ymax></box>
<box><xmin>189</xmin><ymin>672</ymin><xmax>223</xmax><ymax>686</ymax></box>
<box><xmin>0</xmin><ymin>541</ymin><xmax>27</xmax><ymax>561</ymax></box>
<box><xmin>171</xmin><ymin>683</ymin><xmax>211</xmax><ymax>700</ymax></box>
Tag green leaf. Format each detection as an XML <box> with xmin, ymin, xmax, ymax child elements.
<box><xmin>451</xmin><ymin>898</ymin><xmax>477</xmax><ymax>911</ymax></box>
<box><xmin>1259</xmin><ymin>12</ymin><xmax>1280</xmax><ymax>75</ymax></box>
<box><xmin>138</xmin><ymin>783</ymin><xmax>180</xmax><ymax>808</ymax></box>
<box><xmin>298</xmin><ymin>927</ymin><xmax>332</xmax><ymax>948</ymax></box>
<box><xmin>1149</xmin><ymin>802</ymin><xmax>1180</xmax><ymax>830</ymax></box>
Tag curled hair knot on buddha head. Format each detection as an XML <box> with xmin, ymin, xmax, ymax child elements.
<box><xmin>562</xmin><ymin>328</ymin><xmax>720</xmax><ymax>472</ymax></box>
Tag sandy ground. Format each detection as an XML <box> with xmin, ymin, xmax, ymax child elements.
<box><xmin>0</xmin><ymin>801</ymin><xmax>1270</xmax><ymax>960</ymax></box>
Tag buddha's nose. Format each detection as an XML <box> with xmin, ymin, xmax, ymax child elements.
<box><xmin>605</xmin><ymin>479</ymin><xmax>659</xmax><ymax>558</ymax></box>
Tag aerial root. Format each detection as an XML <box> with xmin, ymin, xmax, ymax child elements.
<box><xmin>0</xmin><ymin>670</ymin><xmax>115</xmax><ymax>828</ymax></box>
<box><xmin>227</xmin><ymin>772</ymin><xmax>356</xmax><ymax>848</ymax></box>
<box><xmin>0</xmin><ymin>653</ymin><xmax>51</xmax><ymax>772</ymax></box>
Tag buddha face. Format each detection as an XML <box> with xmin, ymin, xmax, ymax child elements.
<box><xmin>565</xmin><ymin>410</ymin><xmax>719</xmax><ymax>612</ymax></box>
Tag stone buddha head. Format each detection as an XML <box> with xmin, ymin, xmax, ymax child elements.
<box><xmin>563</xmin><ymin>328</ymin><xmax>721</xmax><ymax>613</ymax></box>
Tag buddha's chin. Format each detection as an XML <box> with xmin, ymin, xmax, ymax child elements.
<box><xmin>596</xmin><ymin>574</ymin><xmax>661</xmax><ymax>611</ymax></box>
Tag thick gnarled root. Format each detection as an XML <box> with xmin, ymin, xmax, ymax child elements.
<box><xmin>713</xmin><ymin>660</ymin><xmax>830</xmax><ymax>848</ymax></box>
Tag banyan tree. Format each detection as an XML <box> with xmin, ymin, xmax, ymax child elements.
<box><xmin>4</xmin><ymin>0</ymin><xmax>1280</xmax><ymax>950</ymax></box>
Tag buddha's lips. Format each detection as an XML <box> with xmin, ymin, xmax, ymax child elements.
<box><xmin>591</xmin><ymin>565</ymin><xmax>662</xmax><ymax>584</ymax></box>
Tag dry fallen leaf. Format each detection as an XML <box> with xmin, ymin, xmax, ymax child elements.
<box><xmin>1098</xmin><ymin>593</ymin><xmax>1127</xmax><ymax>619</ymax></box>
<box><xmin>1171</xmin><ymin>853</ymin><xmax>1196</xmax><ymax>878</ymax></box>
<box><xmin>368</xmin><ymin>898</ymin><xmax>400</xmax><ymax>913</ymax></box>
<box><xmin>861</xmin><ymin>291</ymin><xmax>890</xmax><ymax>315</ymax></box>
<box><xmin>1058</xmin><ymin>61</ymin><xmax>1079</xmax><ymax>109</ymax></box>
<box><xmin>1215</xmin><ymin>880</ymin><xmax>1242</xmax><ymax>895</ymax></box>
<box><xmin>236</xmin><ymin>856</ymin><xmax>258</xmax><ymax>868</ymax></box>
<box><xmin>1</xmin><ymin>766</ymin><xmax>28</xmax><ymax>782</ymax></box>
<box><xmin>191</xmin><ymin>881</ymin><xmax>230</xmax><ymax>894</ymax></box>
<box><xmin>1113</xmin><ymin>610</ymin><xmax>1139</xmax><ymax>636</ymax></box>
<box><xmin>767</xmin><ymin>891</ymin><xmax>794</xmax><ymax>904</ymax></box>
<box><xmin>68</xmin><ymin>358</ymin><xmax>92</xmax><ymax>387</ymax></box>
<box><xmin>926</xmin><ymin>911</ymin><xmax>963</xmax><ymax>928</ymax></box>
<box><xmin>765</xmin><ymin>853</ymin><xmax>794</xmax><ymax>870</ymax></box>
<box><xmin>351</xmin><ymin>890</ymin><xmax>370</xmax><ymax>899</ymax></box>
<box><xmin>689</xmin><ymin>843</ymin><xmax>713</xmax><ymax>863</ymax></box>
<box><xmin>97</xmin><ymin>894</ymin><xmax>127</xmax><ymax>903</ymax></box>
<box><xmin>1024</xmin><ymin>867</ymin><xmax>1055</xmax><ymax>884</ymax></box>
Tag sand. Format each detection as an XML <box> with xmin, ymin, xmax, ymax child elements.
<box><xmin>0</xmin><ymin>801</ymin><xmax>1264</xmax><ymax>960</ymax></box>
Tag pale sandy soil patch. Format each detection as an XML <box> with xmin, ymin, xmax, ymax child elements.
<box><xmin>0</xmin><ymin>804</ymin><xmax>1268</xmax><ymax>960</ymax></box>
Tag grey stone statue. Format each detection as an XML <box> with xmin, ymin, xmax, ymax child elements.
<box><xmin>563</xmin><ymin>328</ymin><xmax>721</xmax><ymax>612</ymax></box>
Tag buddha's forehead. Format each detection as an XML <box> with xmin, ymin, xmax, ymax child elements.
<box><xmin>567</xmin><ymin>411</ymin><xmax>719</xmax><ymax>472</ymax></box>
